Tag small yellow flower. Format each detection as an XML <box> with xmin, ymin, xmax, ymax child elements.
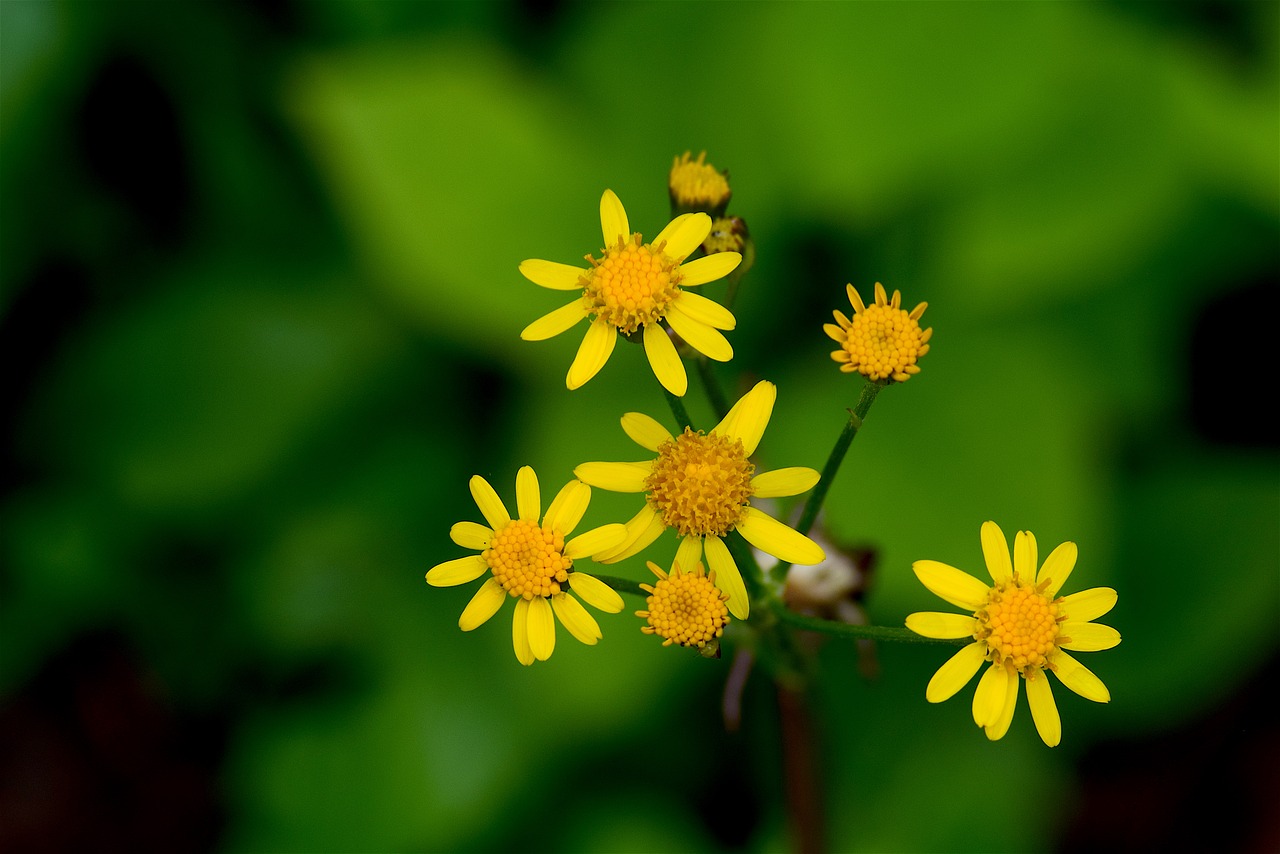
<box><xmin>824</xmin><ymin>282</ymin><xmax>931</xmax><ymax>382</ymax></box>
<box><xmin>575</xmin><ymin>380</ymin><xmax>825</xmax><ymax>619</ymax></box>
<box><xmin>702</xmin><ymin>216</ymin><xmax>748</xmax><ymax>256</ymax></box>
<box><xmin>425</xmin><ymin>466</ymin><xmax>627</xmax><ymax>666</ymax></box>
<box><xmin>906</xmin><ymin>521</ymin><xmax>1121</xmax><ymax>747</ymax></box>
<box><xmin>520</xmin><ymin>190</ymin><xmax>742</xmax><ymax>396</ymax></box>
<box><xmin>637</xmin><ymin>560</ymin><xmax>730</xmax><ymax>651</ymax></box>
<box><xmin>669</xmin><ymin>150</ymin><xmax>732</xmax><ymax>214</ymax></box>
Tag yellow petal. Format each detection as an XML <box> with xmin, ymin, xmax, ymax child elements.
<box><xmin>1038</xmin><ymin>540</ymin><xmax>1078</xmax><ymax>598</ymax></box>
<box><xmin>544</xmin><ymin>479</ymin><xmax>590</xmax><ymax>535</ymax></box>
<box><xmin>518</xmin><ymin>259</ymin><xmax>586</xmax><ymax>290</ymax></box>
<box><xmin>551</xmin><ymin>593</ymin><xmax>601</xmax><ymax>645</ymax></box>
<box><xmin>426</xmin><ymin>554</ymin><xmax>489</xmax><ymax>587</ymax></box>
<box><xmin>904</xmin><ymin>611</ymin><xmax>977</xmax><ymax>640</ymax></box>
<box><xmin>643</xmin><ymin>323</ymin><xmax>687</xmax><ymax>396</ymax></box>
<box><xmin>599</xmin><ymin>189</ymin><xmax>629</xmax><ymax>246</ymax></box>
<box><xmin>845</xmin><ymin>283</ymin><xmax>866</xmax><ymax>313</ymax></box>
<box><xmin>520</xmin><ymin>299</ymin><xmax>584</xmax><ymax>341</ymax></box>
<box><xmin>595</xmin><ymin>504</ymin><xmax>664</xmax><ymax>564</ymax></box>
<box><xmin>516</xmin><ymin>465</ymin><xmax>540</xmax><ymax>522</ymax></box>
<box><xmin>1059</xmin><ymin>622</ymin><xmax>1121</xmax><ymax>652</ymax></box>
<box><xmin>1060</xmin><ymin>586</ymin><xmax>1117</xmax><ymax>623</ymax></box>
<box><xmin>565</xmin><ymin>523</ymin><xmax>627</xmax><ymax>560</ymax></box>
<box><xmin>912</xmin><ymin>560</ymin><xmax>989</xmax><ymax>611</ymax></box>
<box><xmin>713</xmin><ymin>379</ymin><xmax>775</xmax><ymax>455</ymax></box>
<box><xmin>670</xmin><ymin>289</ymin><xmax>735</xmax><ymax>329</ymax></box>
<box><xmin>621</xmin><ymin>411</ymin><xmax>673</xmax><ymax>452</ymax></box>
<box><xmin>674</xmin><ymin>534</ymin><xmax>703</xmax><ymax>575</ymax></box>
<box><xmin>980</xmin><ymin>521</ymin><xmax>1012</xmax><ymax>584</ymax></box>
<box><xmin>527</xmin><ymin>596</ymin><xmax>555</xmax><ymax>661</ymax></box>
<box><xmin>448</xmin><ymin>521</ymin><xmax>491</xmax><ymax>551</ymax></box>
<box><xmin>924</xmin><ymin>641</ymin><xmax>985</xmax><ymax>703</ymax></box>
<box><xmin>459</xmin><ymin>578</ymin><xmax>507</xmax><ymax>631</ymax></box>
<box><xmin>573</xmin><ymin>461</ymin><xmax>652</xmax><ymax>493</ymax></box>
<box><xmin>984</xmin><ymin>667</ymin><xmax>1020</xmax><ymax>741</ymax></box>
<box><xmin>512</xmin><ymin>598</ymin><xmax>533</xmax><ymax>665</ymax></box>
<box><xmin>666</xmin><ymin>305</ymin><xmax>733</xmax><ymax>362</ymax></box>
<box><xmin>823</xmin><ymin>323</ymin><xmax>845</xmax><ymax>343</ymax></box>
<box><xmin>567</xmin><ymin>320</ymin><xmax>617</xmax><ymax>389</ymax></box>
<box><xmin>567</xmin><ymin>571</ymin><xmax>624</xmax><ymax>613</ymax></box>
<box><xmin>1051</xmin><ymin>650</ymin><xmax>1110</xmax><ymax>702</ymax></box>
<box><xmin>677</xmin><ymin>251</ymin><xmax>740</xmax><ymax>287</ymax></box>
<box><xmin>704</xmin><ymin>535</ymin><xmax>748</xmax><ymax>619</ymax></box>
<box><xmin>469</xmin><ymin>475</ymin><xmax>510</xmax><ymax>531</ymax></box>
<box><xmin>1013</xmin><ymin>530</ymin><xmax>1038</xmax><ymax>581</ymax></box>
<box><xmin>751</xmin><ymin>467</ymin><xmax>819</xmax><ymax>498</ymax></box>
<box><xmin>653</xmin><ymin>211</ymin><xmax>710</xmax><ymax>260</ymax></box>
<box><xmin>737</xmin><ymin>507</ymin><xmax>824</xmax><ymax>565</ymax></box>
<box><xmin>972</xmin><ymin>662</ymin><xmax>1009</xmax><ymax>727</ymax></box>
<box><xmin>1026</xmin><ymin>674</ymin><xmax>1061</xmax><ymax>747</ymax></box>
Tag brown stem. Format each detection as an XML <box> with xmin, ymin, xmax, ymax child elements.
<box><xmin>777</xmin><ymin>684</ymin><xmax>825</xmax><ymax>854</ymax></box>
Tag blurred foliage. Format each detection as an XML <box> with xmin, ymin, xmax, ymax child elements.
<box><xmin>1</xmin><ymin>1</ymin><xmax>1277</xmax><ymax>852</ymax></box>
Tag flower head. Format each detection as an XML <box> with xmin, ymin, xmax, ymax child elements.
<box><xmin>425</xmin><ymin>466</ymin><xmax>628</xmax><ymax>666</ymax></box>
<box><xmin>637</xmin><ymin>560</ymin><xmax>730</xmax><ymax>653</ymax></box>
<box><xmin>825</xmin><ymin>282</ymin><xmax>931</xmax><ymax>382</ymax></box>
<box><xmin>906</xmin><ymin>521</ymin><xmax>1121</xmax><ymax>746</ymax></box>
<box><xmin>702</xmin><ymin>216</ymin><xmax>749</xmax><ymax>256</ymax></box>
<box><xmin>669</xmin><ymin>150</ymin><xmax>732</xmax><ymax>215</ymax></box>
<box><xmin>575</xmin><ymin>380</ymin><xmax>825</xmax><ymax>619</ymax></box>
<box><xmin>520</xmin><ymin>190</ymin><xmax>742</xmax><ymax>396</ymax></box>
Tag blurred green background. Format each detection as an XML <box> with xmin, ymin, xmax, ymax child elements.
<box><xmin>2</xmin><ymin>1</ymin><xmax>1277</xmax><ymax>851</ymax></box>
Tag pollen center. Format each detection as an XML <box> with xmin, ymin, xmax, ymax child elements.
<box><xmin>582</xmin><ymin>234</ymin><xmax>682</xmax><ymax>334</ymax></box>
<box><xmin>840</xmin><ymin>304</ymin><xmax>927</xmax><ymax>382</ymax></box>
<box><xmin>483</xmin><ymin>519</ymin><xmax>571</xmax><ymax>600</ymax></box>
<box><xmin>640</xmin><ymin>563</ymin><xmax>730</xmax><ymax>648</ymax></box>
<box><xmin>976</xmin><ymin>581</ymin><xmax>1061</xmax><ymax>676</ymax></box>
<box><xmin>645</xmin><ymin>428</ymin><xmax>754</xmax><ymax>537</ymax></box>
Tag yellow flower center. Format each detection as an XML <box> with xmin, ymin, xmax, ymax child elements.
<box><xmin>839</xmin><ymin>304</ymin><xmax>928</xmax><ymax>382</ymax></box>
<box><xmin>483</xmin><ymin>519</ymin><xmax>571</xmax><ymax>600</ymax></box>
<box><xmin>645</xmin><ymin>428</ymin><xmax>754</xmax><ymax>537</ymax></box>
<box><xmin>639</xmin><ymin>563</ymin><xmax>730</xmax><ymax>648</ymax></box>
<box><xmin>976</xmin><ymin>579</ymin><xmax>1062</xmax><ymax>676</ymax></box>
<box><xmin>669</xmin><ymin>150</ymin><xmax>731</xmax><ymax>209</ymax></box>
<box><xmin>581</xmin><ymin>234</ymin><xmax>682</xmax><ymax>334</ymax></box>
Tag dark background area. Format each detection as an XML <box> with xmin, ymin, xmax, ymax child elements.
<box><xmin>2</xmin><ymin>1</ymin><xmax>1277</xmax><ymax>851</ymax></box>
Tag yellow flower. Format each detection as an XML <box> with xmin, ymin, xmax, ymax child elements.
<box><xmin>824</xmin><ymin>282</ymin><xmax>931</xmax><ymax>382</ymax></box>
<box><xmin>906</xmin><ymin>521</ymin><xmax>1121</xmax><ymax>746</ymax></box>
<box><xmin>702</xmin><ymin>216</ymin><xmax>748</xmax><ymax>256</ymax></box>
<box><xmin>668</xmin><ymin>150</ymin><xmax>732</xmax><ymax>214</ymax></box>
<box><xmin>425</xmin><ymin>466</ymin><xmax>627</xmax><ymax>666</ymax></box>
<box><xmin>637</xmin><ymin>560</ymin><xmax>730</xmax><ymax>652</ymax></box>
<box><xmin>519</xmin><ymin>190</ymin><xmax>742</xmax><ymax>396</ymax></box>
<box><xmin>574</xmin><ymin>380</ymin><xmax>825</xmax><ymax>619</ymax></box>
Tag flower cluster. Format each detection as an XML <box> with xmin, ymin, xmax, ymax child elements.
<box><xmin>424</xmin><ymin>152</ymin><xmax>1118</xmax><ymax>747</ymax></box>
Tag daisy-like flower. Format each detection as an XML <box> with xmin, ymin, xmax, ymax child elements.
<box><xmin>519</xmin><ymin>190</ymin><xmax>742</xmax><ymax>397</ymax></box>
<box><xmin>574</xmin><ymin>380</ymin><xmax>825</xmax><ymax>620</ymax></box>
<box><xmin>669</xmin><ymin>150</ymin><xmax>732</xmax><ymax>215</ymax></box>
<box><xmin>824</xmin><ymin>282</ymin><xmax>932</xmax><ymax>382</ymax></box>
<box><xmin>425</xmin><ymin>466</ymin><xmax>628</xmax><ymax>666</ymax></box>
<box><xmin>637</xmin><ymin>560</ymin><xmax>730</xmax><ymax>654</ymax></box>
<box><xmin>906</xmin><ymin>521</ymin><xmax>1121</xmax><ymax>747</ymax></box>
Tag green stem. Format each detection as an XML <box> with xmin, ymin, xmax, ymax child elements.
<box><xmin>695</xmin><ymin>357</ymin><xmax>730</xmax><ymax>421</ymax></box>
<box><xmin>661</xmin><ymin>383</ymin><xmax>696</xmax><ymax>432</ymax></box>
<box><xmin>794</xmin><ymin>379</ymin><xmax>884</xmax><ymax>538</ymax></box>
<box><xmin>773</xmin><ymin>608</ymin><xmax>966</xmax><ymax>645</ymax></box>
